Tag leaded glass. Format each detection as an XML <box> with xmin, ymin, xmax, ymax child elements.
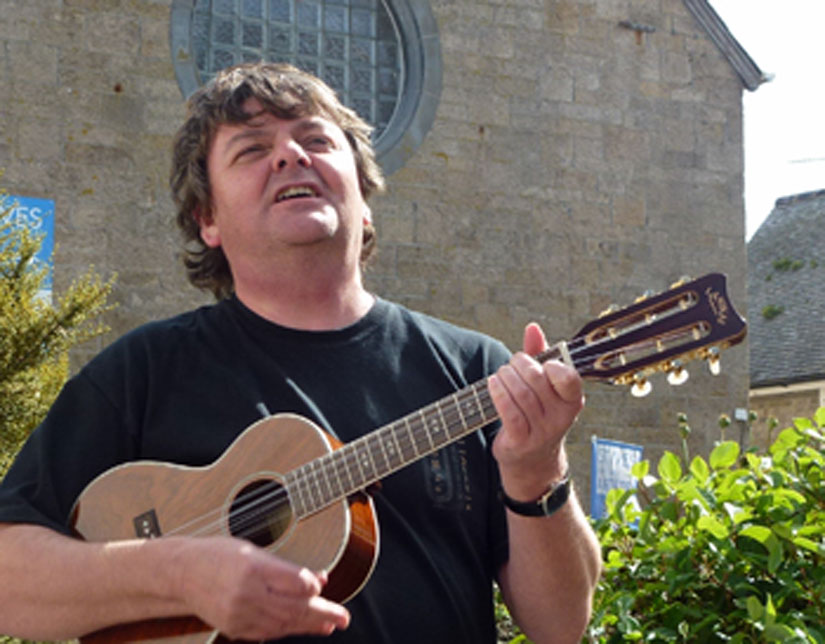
<box><xmin>242</xmin><ymin>0</ymin><xmax>263</xmax><ymax>18</ymax></box>
<box><xmin>189</xmin><ymin>0</ymin><xmax>402</xmax><ymax>139</ymax></box>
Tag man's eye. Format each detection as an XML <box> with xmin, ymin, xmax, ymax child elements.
<box><xmin>235</xmin><ymin>144</ymin><xmax>265</xmax><ymax>159</ymax></box>
<box><xmin>305</xmin><ymin>136</ymin><xmax>332</xmax><ymax>149</ymax></box>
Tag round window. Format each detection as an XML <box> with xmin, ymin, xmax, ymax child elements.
<box><xmin>170</xmin><ymin>0</ymin><xmax>441</xmax><ymax>173</ymax></box>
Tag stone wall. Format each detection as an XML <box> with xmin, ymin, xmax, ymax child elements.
<box><xmin>1</xmin><ymin>0</ymin><xmax>751</xmax><ymax>506</ymax></box>
<box><xmin>749</xmin><ymin>386</ymin><xmax>824</xmax><ymax>451</ymax></box>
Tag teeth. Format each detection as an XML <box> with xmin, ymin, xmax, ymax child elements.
<box><xmin>276</xmin><ymin>186</ymin><xmax>316</xmax><ymax>202</ymax></box>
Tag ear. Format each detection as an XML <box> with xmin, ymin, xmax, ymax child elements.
<box><xmin>194</xmin><ymin>205</ymin><xmax>221</xmax><ymax>249</ymax></box>
<box><xmin>363</xmin><ymin>205</ymin><xmax>372</xmax><ymax>226</ymax></box>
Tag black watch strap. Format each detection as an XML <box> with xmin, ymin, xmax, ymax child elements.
<box><xmin>500</xmin><ymin>475</ymin><xmax>571</xmax><ymax>517</ymax></box>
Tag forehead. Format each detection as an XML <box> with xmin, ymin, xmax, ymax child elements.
<box><xmin>213</xmin><ymin>98</ymin><xmax>345</xmax><ymax>141</ymax></box>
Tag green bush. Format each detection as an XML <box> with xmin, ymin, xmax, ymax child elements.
<box><xmin>0</xmin><ymin>188</ymin><xmax>115</xmax><ymax>478</ymax></box>
<box><xmin>588</xmin><ymin>409</ymin><xmax>825</xmax><ymax>643</ymax></box>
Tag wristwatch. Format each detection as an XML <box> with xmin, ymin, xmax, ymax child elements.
<box><xmin>500</xmin><ymin>474</ymin><xmax>571</xmax><ymax>517</ymax></box>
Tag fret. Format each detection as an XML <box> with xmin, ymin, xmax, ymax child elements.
<box><xmin>375</xmin><ymin>427</ymin><xmax>401</xmax><ymax>473</ymax></box>
<box><xmin>393</xmin><ymin>419</ymin><xmax>416</xmax><ymax>464</ymax></box>
<box><xmin>318</xmin><ymin>454</ymin><xmax>336</xmax><ymax>505</ymax></box>
<box><xmin>320</xmin><ymin>452</ymin><xmax>343</xmax><ymax>502</ymax></box>
<box><xmin>471</xmin><ymin>382</ymin><xmax>493</xmax><ymax>423</ymax></box>
<box><xmin>312</xmin><ymin>458</ymin><xmax>332</xmax><ymax>507</ymax></box>
<box><xmin>329</xmin><ymin>449</ymin><xmax>352</xmax><ymax>497</ymax></box>
<box><xmin>441</xmin><ymin>397</ymin><xmax>465</xmax><ymax>441</ymax></box>
<box><xmin>297</xmin><ymin>469</ymin><xmax>313</xmax><ymax>516</ymax></box>
<box><xmin>417</xmin><ymin>410</ymin><xmax>435</xmax><ymax>451</ymax></box>
<box><xmin>303</xmin><ymin>464</ymin><xmax>323</xmax><ymax>514</ymax></box>
<box><xmin>403</xmin><ymin>417</ymin><xmax>420</xmax><ymax>457</ymax></box>
<box><xmin>453</xmin><ymin>392</ymin><xmax>469</xmax><ymax>431</ymax></box>
<box><xmin>366</xmin><ymin>432</ymin><xmax>389</xmax><ymax>478</ymax></box>
<box><xmin>336</xmin><ymin>444</ymin><xmax>361</xmax><ymax>492</ymax></box>
<box><xmin>354</xmin><ymin>441</ymin><xmax>376</xmax><ymax>485</ymax></box>
<box><xmin>458</xmin><ymin>387</ymin><xmax>484</xmax><ymax>428</ymax></box>
<box><xmin>285</xmin><ymin>470</ymin><xmax>308</xmax><ymax>518</ymax></box>
<box><xmin>389</xmin><ymin>423</ymin><xmax>406</xmax><ymax>465</ymax></box>
<box><xmin>365</xmin><ymin>439</ymin><xmax>380</xmax><ymax>481</ymax></box>
<box><xmin>380</xmin><ymin>424</ymin><xmax>404</xmax><ymax>471</ymax></box>
<box><xmin>432</xmin><ymin>402</ymin><xmax>449</xmax><ymax>448</ymax></box>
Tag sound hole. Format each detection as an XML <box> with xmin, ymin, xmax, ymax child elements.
<box><xmin>228</xmin><ymin>479</ymin><xmax>292</xmax><ymax>547</ymax></box>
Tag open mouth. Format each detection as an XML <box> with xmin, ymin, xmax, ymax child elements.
<box><xmin>275</xmin><ymin>185</ymin><xmax>319</xmax><ymax>202</ymax></box>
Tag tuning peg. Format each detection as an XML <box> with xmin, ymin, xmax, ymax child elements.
<box><xmin>666</xmin><ymin>360</ymin><xmax>689</xmax><ymax>386</ymax></box>
<box><xmin>630</xmin><ymin>373</ymin><xmax>652</xmax><ymax>397</ymax></box>
<box><xmin>702</xmin><ymin>347</ymin><xmax>722</xmax><ymax>376</ymax></box>
<box><xmin>670</xmin><ymin>275</ymin><xmax>692</xmax><ymax>289</ymax></box>
<box><xmin>599</xmin><ymin>303</ymin><xmax>620</xmax><ymax>318</ymax></box>
<box><xmin>634</xmin><ymin>290</ymin><xmax>654</xmax><ymax>303</ymax></box>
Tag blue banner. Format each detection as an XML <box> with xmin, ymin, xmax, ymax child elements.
<box><xmin>590</xmin><ymin>436</ymin><xmax>643</xmax><ymax>519</ymax></box>
<box><xmin>2</xmin><ymin>195</ymin><xmax>55</xmax><ymax>299</ymax></box>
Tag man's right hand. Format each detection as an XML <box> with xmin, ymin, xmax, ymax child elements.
<box><xmin>171</xmin><ymin>535</ymin><xmax>351</xmax><ymax>640</ymax></box>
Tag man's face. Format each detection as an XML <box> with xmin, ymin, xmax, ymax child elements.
<box><xmin>199</xmin><ymin>98</ymin><xmax>368</xmax><ymax>281</ymax></box>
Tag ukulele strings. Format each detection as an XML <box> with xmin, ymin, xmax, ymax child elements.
<box><xmin>161</xmin><ymin>330</ymin><xmax>667</xmax><ymax>542</ymax></box>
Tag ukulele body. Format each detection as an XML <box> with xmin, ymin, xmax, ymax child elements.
<box><xmin>72</xmin><ymin>414</ymin><xmax>379</xmax><ymax>644</ymax></box>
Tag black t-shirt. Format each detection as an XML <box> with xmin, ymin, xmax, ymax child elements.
<box><xmin>0</xmin><ymin>296</ymin><xmax>512</xmax><ymax>643</ymax></box>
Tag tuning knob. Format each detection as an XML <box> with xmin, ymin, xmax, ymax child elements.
<box><xmin>630</xmin><ymin>373</ymin><xmax>652</xmax><ymax>397</ymax></box>
<box><xmin>634</xmin><ymin>290</ymin><xmax>654</xmax><ymax>303</ymax></box>
<box><xmin>706</xmin><ymin>346</ymin><xmax>721</xmax><ymax>375</ymax></box>
<box><xmin>670</xmin><ymin>275</ymin><xmax>692</xmax><ymax>289</ymax></box>
<box><xmin>599</xmin><ymin>303</ymin><xmax>620</xmax><ymax>318</ymax></box>
<box><xmin>666</xmin><ymin>360</ymin><xmax>689</xmax><ymax>386</ymax></box>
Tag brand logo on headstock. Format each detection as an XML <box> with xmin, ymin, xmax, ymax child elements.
<box><xmin>705</xmin><ymin>287</ymin><xmax>728</xmax><ymax>325</ymax></box>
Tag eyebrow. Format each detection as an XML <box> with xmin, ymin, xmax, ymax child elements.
<box><xmin>221</xmin><ymin>116</ymin><xmax>332</xmax><ymax>153</ymax></box>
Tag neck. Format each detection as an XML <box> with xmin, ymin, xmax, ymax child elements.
<box><xmin>234</xmin><ymin>268</ymin><xmax>374</xmax><ymax>331</ymax></box>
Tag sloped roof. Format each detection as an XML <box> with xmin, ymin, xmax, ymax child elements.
<box><xmin>684</xmin><ymin>0</ymin><xmax>768</xmax><ymax>91</ymax></box>
<box><xmin>747</xmin><ymin>190</ymin><xmax>825</xmax><ymax>387</ymax></box>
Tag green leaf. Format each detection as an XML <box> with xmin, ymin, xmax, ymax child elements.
<box><xmin>740</xmin><ymin>525</ymin><xmax>772</xmax><ymax>544</ymax></box>
<box><xmin>690</xmin><ymin>455</ymin><xmax>710</xmax><ymax>483</ymax></box>
<box><xmin>772</xmin><ymin>523</ymin><xmax>793</xmax><ymax>540</ymax></box>
<box><xmin>698</xmin><ymin>515</ymin><xmax>729</xmax><ymax>539</ymax></box>
<box><xmin>765</xmin><ymin>594</ymin><xmax>776</xmax><ymax>623</ymax></box>
<box><xmin>746</xmin><ymin>595</ymin><xmax>763</xmax><ymax>620</ymax></box>
<box><xmin>763</xmin><ymin>623</ymin><xmax>796</xmax><ymax>640</ymax></box>
<box><xmin>792</xmin><ymin>536</ymin><xmax>822</xmax><ymax>554</ymax></box>
<box><xmin>814</xmin><ymin>406</ymin><xmax>825</xmax><ymax>428</ymax></box>
<box><xmin>767</xmin><ymin>541</ymin><xmax>783</xmax><ymax>574</ymax></box>
<box><xmin>710</xmin><ymin>441</ymin><xmax>740</xmax><ymax>469</ymax></box>
<box><xmin>773</xmin><ymin>428</ymin><xmax>804</xmax><ymax>451</ymax></box>
<box><xmin>745</xmin><ymin>452</ymin><xmax>763</xmax><ymax>470</ymax></box>
<box><xmin>793</xmin><ymin>417</ymin><xmax>814</xmax><ymax>431</ymax></box>
<box><xmin>658</xmin><ymin>451</ymin><xmax>682</xmax><ymax>483</ymax></box>
<box><xmin>631</xmin><ymin>459</ymin><xmax>649</xmax><ymax>479</ymax></box>
<box><xmin>723</xmin><ymin>501</ymin><xmax>748</xmax><ymax>524</ymax></box>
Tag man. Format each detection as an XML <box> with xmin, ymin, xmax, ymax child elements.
<box><xmin>0</xmin><ymin>63</ymin><xmax>601</xmax><ymax>643</ymax></box>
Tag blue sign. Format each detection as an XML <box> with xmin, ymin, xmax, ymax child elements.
<box><xmin>2</xmin><ymin>196</ymin><xmax>55</xmax><ymax>298</ymax></box>
<box><xmin>590</xmin><ymin>436</ymin><xmax>643</xmax><ymax>519</ymax></box>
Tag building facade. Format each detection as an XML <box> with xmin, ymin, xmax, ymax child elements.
<box><xmin>1</xmin><ymin>0</ymin><xmax>756</xmax><ymax>506</ymax></box>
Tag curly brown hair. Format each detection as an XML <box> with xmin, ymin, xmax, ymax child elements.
<box><xmin>170</xmin><ymin>62</ymin><xmax>386</xmax><ymax>299</ymax></box>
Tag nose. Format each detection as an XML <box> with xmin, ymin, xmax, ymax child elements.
<box><xmin>274</xmin><ymin>139</ymin><xmax>311</xmax><ymax>170</ymax></box>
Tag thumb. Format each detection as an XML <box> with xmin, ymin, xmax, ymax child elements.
<box><xmin>523</xmin><ymin>322</ymin><xmax>548</xmax><ymax>356</ymax></box>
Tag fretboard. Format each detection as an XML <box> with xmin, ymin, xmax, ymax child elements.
<box><xmin>284</xmin><ymin>342</ymin><xmax>566</xmax><ymax>518</ymax></box>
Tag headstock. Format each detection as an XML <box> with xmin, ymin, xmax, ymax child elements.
<box><xmin>563</xmin><ymin>273</ymin><xmax>746</xmax><ymax>396</ymax></box>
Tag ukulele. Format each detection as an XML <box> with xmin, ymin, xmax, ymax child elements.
<box><xmin>72</xmin><ymin>272</ymin><xmax>746</xmax><ymax>643</ymax></box>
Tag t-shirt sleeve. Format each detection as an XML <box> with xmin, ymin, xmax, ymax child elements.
<box><xmin>0</xmin><ymin>369</ymin><xmax>138</xmax><ymax>535</ymax></box>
